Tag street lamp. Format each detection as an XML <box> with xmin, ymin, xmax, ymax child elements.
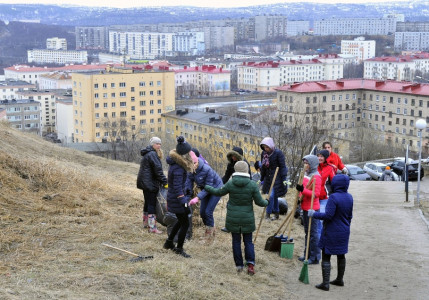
<box><xmin>416</xmin><ymin>118</ymin><xmax>427</xmax><ymax>207</ymax></box>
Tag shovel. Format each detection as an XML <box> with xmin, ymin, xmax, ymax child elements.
<box><xmin>254</xmin><ymin>167</ymin><xmax>279</xmax><ymax>243</ymax></box>
<box><xmin>103</xmin><ymin>243</ymin><xmax>154</xmax><ymax>262</ymax></box>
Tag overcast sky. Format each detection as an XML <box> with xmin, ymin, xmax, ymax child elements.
<box><xmin>0</xmin><ymin>0</ymin><xmax>410</xmax><ymax>8</ymax></box>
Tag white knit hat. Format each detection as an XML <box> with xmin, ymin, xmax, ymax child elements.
<box><xmin>150</xmin><ymin>136</ymin><xmax>161</xmax><ymax>146</ymax></box>
<box><xmin>234</xmin><ymin>161</ymin><xmax>248</xmax><ymax>173</ymax></box>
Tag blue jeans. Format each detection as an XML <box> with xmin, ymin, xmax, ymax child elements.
<box><xmin>303</xmin><ymin>210</ymin><xmax>320</xmax><ymax>261</ymax></box>
<box><xmin>266</xmin><ymin>188</ymin><xmax>279</xmax><ymax>214</ymax></box>
<box><xmin>231</xmin><ymin>232</ymin><xmax>255</xmax><ymax>267</ymax></box>
<box><xmin>199</xmin><ymin>194</ymin><xmax>221</xmax><ymax>227</ymax></box>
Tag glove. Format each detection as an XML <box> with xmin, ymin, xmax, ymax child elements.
<box><xmin>308</xmin><ymin>209</ymin><xmax>315</xmax><ymax>217</ymax></box>
<box><xmin>342</xmin><ymin>168</ymin><xmax>348</xmax><ymax>174</ymax></box>
<box><xmin>283</xmin><ymin>180</ymin><xmax>289</xmax><ymax>186</ymax></box>
<box><xmin>163</xmin><ymin>184</ymin><xmax>168</xmax><ymax>189</ymax></box>
<box><xmin>189</xmin><ymin>197</ymin><xmax>199</xmax><ymax>205</ymax></box>
<box><xmin>296</xmin><ymin>184</ymin><xmax>304</xmax><ymax>192</ymax></box>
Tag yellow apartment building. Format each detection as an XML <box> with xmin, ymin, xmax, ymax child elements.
<box><xmin>72</xmin><ymin>66</ymin><xmax>175</xmax><ymax>143</ymax></box>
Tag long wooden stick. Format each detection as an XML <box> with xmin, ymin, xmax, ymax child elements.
<box><xmin>283</xmin><ymin>171</ymin><xmax>306</xmax><ymax>237</ymax></box>
<box><xmin>254</xmin><ymin>167</ymin><xmax>279</xmax><ymax>243</ymax></box>
<box><xmin>304</xmin><ymin>178</ymin><xmax>316</xmax><ymax>261</ymax></box>
<box><xmin>102</xmin><ymin>243</ymin><xmax>141</xmax><ymax>257</ymax></box>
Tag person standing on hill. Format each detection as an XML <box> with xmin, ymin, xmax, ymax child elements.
<box><xmin>204</xmin><ymin>161</ymin><xmax>268</xmax><ymax>275</ymax></box>
<box><xmin>380</xmin><ymin>166</ymin><xmax>398</xmax><ymax>181</ymax></box>
<box><xmin>163</xmin><ymin>136</ymin><xmax>195</xmax><ymax>258</ymax></box>
<box><xmin>322</xmin><ymin>141</ymin><xmax>347</xmax><ymax>174</ymax></box>
<box><xmin>259</xmin><ymin>137</ymin><xmax>288</xmax><ymax>221</ymax></box>
<box><xmin>137</xmin><ymin>137</ymin><xmax>167</xmax><ymax>234</ymax></box>
<box><xmin>296</xmin><ymin>154</ymin><xmax>322</xmax><ymax>265</ymax></box>
<box><xmin>308</xmin><ymin>174</ymin><xmax>354</xmax><ymax>291</ymax></box>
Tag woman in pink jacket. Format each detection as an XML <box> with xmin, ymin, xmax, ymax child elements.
<box><xmin>296</xmin><ymin>154</ymin><xmax>322</xmax><ymax>265</ymax></box>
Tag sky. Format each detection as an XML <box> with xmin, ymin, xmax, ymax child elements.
<box><xmin>0</xmin><ymin>0</ymin><xmax>410</xmax><ymax>8</ymax></box>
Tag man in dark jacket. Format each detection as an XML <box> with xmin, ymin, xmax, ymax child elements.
<box><xmin>137</xmin><ymin>136</ymin><xmax>167</xmax><ymax>234</ymax></box>
<box><xmin>221</xmin><ymin>146</ymin><xmax>251</xmax><ymax>232</ymax></box>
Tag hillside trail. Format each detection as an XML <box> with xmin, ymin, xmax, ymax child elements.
<box><xmin>280</xmin><ymin>180</ymin><xmax>429</xmax><ymax>300</ymax></box>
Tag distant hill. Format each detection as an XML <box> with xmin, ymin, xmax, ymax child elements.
<box><xmin>0</xmin><ymin>2</ymin><xmax>429</xmax><ymax>26</ymax></box>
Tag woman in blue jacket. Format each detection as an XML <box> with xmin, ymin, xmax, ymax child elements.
<box><xmin>163</xmin><ymin>136</ymin><xmax>195</xmax><ymax>258</ymax></box>
<box><xmin>187</xmin><ymin>156</ymin><xmax>223</xmax><ymax>243</ymax></box>
<box><xmin>308</xmin><ymin>174</ymin><xmax>354</xmax><ymax>291</ymax></box>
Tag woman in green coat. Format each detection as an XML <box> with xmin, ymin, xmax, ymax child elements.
<box><xmin>205</xmin><ymin>161</ymin><xmax>268</xmax><ymax>275</ymax></box>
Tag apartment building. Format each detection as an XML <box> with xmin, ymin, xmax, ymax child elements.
<box><xmin>0</xmin><ymin>99</ymin><xmax>41</xmax><ymax>133</ymax></box>
<box><xmin>38</xmin><ymin>72</ymin><xmax>72</xmax><ymax>90</ymax></box>
<box><xmin>56</xmin><ymin>96</ymin><xmax>74</xmax><ymax>144</ymax></box>
<box><xmin>71</xmin><ymin>66</ymin><xmax>175</xmax><ymax>143</ymax></box>
<box><xmin>276</xmin><ymin>79</ymin><xmax>429</xmax><ymax>154</ymax></box>
<box><xmin>27</xmin><ymin>49</ymin><xmax>88</xmax><ymax>64</ymax></box>
<box><xmin>287</xmin><ymin>20</ymin><xmax>310</xmax><ymax>36</ymax></box>
<box><xmin>341</xmin><ymin>37</ymin><xmax>376</xmax><ymax>63</ymax></box>
<box><xmin>203</xmin><ymin>27</ymin><xmax>235</xmax><ymax>51</ymax></box>
<box><xmin>313</xmin><ymin>15</ymin><xmax>402</xmax><ymax>36</ymax></box>
<box><xmin>364</xmin><ymin>52</ymin><xmax>429</xmax><ymax>81</ymax></box>
<box><xmin>394</xmin><ymin>22</ymin><xmax>429</xmax><ymax>51</ymax></box>
<box><xmin>0</xmin><ymin>80</ymin><xmax>36</xmax><ymax>100</ymax></box>
<box><xmin>173</xmin><ymin>31</ymin><xmax>205</xmax><ymax>55</ymax></box>
<box><xmin>252</xmin><ymin>15</ymin><xmax>287</xmax><ymax>42</ymax></box>
<box><xmin>75</xmin><ymin>26</ymin><xmax>109</xmax><ymax>50</ymax></box>
<box><xmin>47</xmin><ymin>37</ymin><xmax>67</xmax><ymax>50</ymax></box>
<box><xmin>175</xmin><ymin>65</ymin><xmax>231</xmax><ymax>97</ymax></box>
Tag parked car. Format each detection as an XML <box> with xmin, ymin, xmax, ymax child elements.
<box><xmin>388</xmin><ymin>159</ymin><xmax>424</xmax><ymax>181</ymax></box>
<box><xmin>363</xmin><ymin>162</ymin><xmax>388</xmax><ymax>181</ymax></box>
<box><xmin>345</xmin><ymin>164</ymin><xmax>371</xmax><ymax>181</ymax></box>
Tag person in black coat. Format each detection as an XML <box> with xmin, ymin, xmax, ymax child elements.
<box><xmin>163</xmin><ymin>136</ymin><xmax>195</xmax><ymax>258</ymax></box>
<box><xmin>259</xmin><ymin>137</ymin><xmax>288</xmax><ymax>220</ymax></box>
<box><xmin>137</xmin><ymin>137</ymin><xmax>167</xmax><ymax>234</ymax></box>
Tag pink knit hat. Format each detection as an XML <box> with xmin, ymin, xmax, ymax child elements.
<box><xmin>189</xmin><ymin>151</ymin><xmax>199</xmax><ymax>164</ymax></box>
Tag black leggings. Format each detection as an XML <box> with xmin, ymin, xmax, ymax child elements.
<box><xmin>168</xmin><ymin>212</ymin><xmax>189</xmax><ymax>249</ymax></box>
<box><xmin>322</xmin><ymin>249</ymin><xmax>345</xmax><ymax>262</ymax></box>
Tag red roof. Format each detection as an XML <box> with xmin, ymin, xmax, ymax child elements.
<box><xmin>366</xmin><ymin>52</ymin><xmax>429</xmax><ymax>62</ymax></box>
<box><xmin>174</xmin><ymin>65</ymin><xmax>229</xmax><ymax>74</ymax></box>
<box><xmin>275</xmin><ymin>79</ymin><xmax>429</xmax><ymax>96</ymax></box>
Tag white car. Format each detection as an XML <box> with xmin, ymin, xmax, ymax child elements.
<box><xmin>363</xmin><ymin>162</ymin><xmax>387</xmax><ymax>181</ymax></box>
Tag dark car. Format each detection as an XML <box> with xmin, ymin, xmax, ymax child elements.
<box><xmin>389</xmin><ymin>159</ymin><xmax>424</xmax><ymax>181</ymax></box>
<box><xmin>345</xmin><ymin>164</ymin><xmax>371</xmax><ymax>181</ymax></box>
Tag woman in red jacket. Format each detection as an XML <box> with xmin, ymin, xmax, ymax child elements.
<box><xmin>296</xmin><ymin>154</ymin><xmax>322</xmax><ymax>265</ymax></box>
<box><xmin>322</xmin><ymin>141</ymin><xmax>347</xmax><ymax>174</ymax></box>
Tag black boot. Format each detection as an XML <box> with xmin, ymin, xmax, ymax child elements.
<box><xmin>315</xmin><ymin>261</ymin><xmax>330</xmax><ymax>291</ymax></box>
<box><xmin>330</xmin><ymin>257</ymin><xmax>346</xmax><ymax>286</ymax></box>
<box><xmin>163</xmin><ymin>239</ymin><xmax>175</xmax><ymax>250</ymax></box>
<box><xmin>173</xmin><ymin>247</ymin><xmax>191</xmax><ymax>258</ymax></box>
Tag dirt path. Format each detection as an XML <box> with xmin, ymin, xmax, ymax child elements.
<box><xmin>280</xmin><ymin>181</ymin><xmax>429</xmax><ymax>299</ymax></box>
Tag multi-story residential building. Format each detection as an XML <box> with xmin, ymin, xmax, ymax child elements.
<box><xmin>38</xmin><ymin>72</ymin><xmax>72</xmax><ymax>90</ymax></box>
<box><xmin>71</xmin><ymin>66</ymin><xmax>175</xmax><ymax>143</ymax></box>
<box><xmin>56</xmin><ymin>94</ymin><xmax>73</xmax><ymax>144</ymax></box>
<box><xmin>27</xmin><ymin>49</ymin><xmax>88</xmax><ymax>64</ymax></box>
<box><xmin>237</xmin><ymin>55</ymin><xmax>343</xmax><ymax>92</ymax></box>
<box><xmin>173</xmin><ymin>31</ymin><xmax>205</xmax><ymax>55</ymax></box>
<box><xmin>364</xmin><ymin>52</ymin><xmax>429</xmax><ymax>81</ymax></box>
<box><xmin>203</xmin><ymin>27</ymin><xmax>235</xmax><ymax>51</ymax></box>
<box><xmin>394</xmin><ymin>22</ymin><xmax>429</xmax><ymax>51</ymax></box>
<box><xmin>98</xmin><ymin>53</ymin><xmax>130</xmax><ymax>64</ymax></box>
<box><xmin>287</xmin><ymin>20</ymin><xmax>310</xmax><ymax>36</ymax></box>
<box><xmin>314</xmin><ymin>14</ymin><xmax>402</xmax><ymax>36</ymax></box>
<box><xmin>47</xmin><ymin>37</ymin><xmax>67</xmax><ymax>50</ymax></box>
<box><xmin>0</xmin><ymin>80</ymin><xmax>36</xmax><ymax>100</ymax></box>
<box><xmin>276</xmin><ymin>79</ymin><xmax>429</xmax><ymax>154</ymax></box>
<box><xmin>252</xmin><ymin>15</ymin><xmax>287</xmax><ymax>42</ymax></box>
<box><xmin>0</xmin><ymin>99</ymin><xmax>41</xmax><ymax>133</ymax></box>
<box><xmin>75</xmin><ymin>26</ymin><xmax>109</xmax><ymax>50</ymax></box>
<box><xmin>341</xmin><ymin>37</ymin><xmax>376</xmax><ymax>63</ymax></box>
<box><xmin>174</xmin><ymin>65</ymin><xmax>231</xmax><ymax>97</ymax></box>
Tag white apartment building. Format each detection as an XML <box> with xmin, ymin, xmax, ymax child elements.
<box><xmin>237</xmin><ymin>61</ymin><xmax>281</xmax><ymax>92</ymax></box>
<box><xmin>27</xmin><ymin>49</ymin><xmax>88</xmax><ymax>64</ymax></box>
<box><xmin>39</xmin><ymin>72</ymin><xmax>72</xmax><ymax>90</ymax></box>
<box><xmin>173</xmin><ymin>31</ymin><xmax>205</xmax><ymax>55</ymax></box>
<box><xmin>253</xmin><ymin>15</ymin><xmax>287</xmax><ymax>42</ymax></box>
<box><xmin>175</xmin><ymin>65</ymin><xmax>231</xmax><ymax>97</ymax></box>
<box><xmin>75</xmin><ymin>26</ymin><xmax>109</xmax><ymax>50</ymax></box>
<box><xmin>47</xmin><ymin>37</ymin><xmax>67</xmax><ymax>50</ymax></box>
<box><xmin>341</xmin><ymin>37</ymin><xmax>376</xmax><ymax>63</ymax></box>
<box><xmin>364</xmin><ymin>52</ymin><xmax>429</xmax><ymax>81</ymax></box>
<box><xmin>203</xmin><ymin>27</ymin><xmax>235</xmax><ymax>51</ymax></box>
<box><xmin>109</xmin><ymin>31</ymin><xmax>174</xmax><ymax>59</ymax></box>
<box><xmin>0</xmin><ymin>80</ymin><xmax>36</xmax><ymax>100</ymax></box>
<box><xmin>98</xmin><ymin>52</ymin><xmax>130</xmax><ymax>64</ymax></box>
<box><xmin>56</xmin><ymin>96</ymin><xmax>74</xmax><ymax>144</ymax></box>
<box><xmin>287</xmin><ymin>20</ymin><xmax>310</xmax><ymax>36</ymax></box>
<box><xmin>394</xmin><ymin>32</ymin><xmax>429</xmax><ymax>51</ymax></box>
<box><xmin>314</xmin><ymin>15</ymin><xmax>402</xmax><ymax>36</ymax></box>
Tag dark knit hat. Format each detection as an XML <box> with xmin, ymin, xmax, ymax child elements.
<box><xmin>191</xmin><ymin>147</ymin><xmax>200</xmax><ymax>157</ymax></box>
<box><xmin>254</xmin><ymin>161</ymin><xmax>261</xmax><ymax>171</ymax></box>
<box><xmin>176</xmin><ymin>136</ymin><xmax>192</xmax><ymax>155</ymax></box>
<box><xmin>317</xmin><ymin>149</ymin><xmax>330</xmax><ymax>160</ymax></box>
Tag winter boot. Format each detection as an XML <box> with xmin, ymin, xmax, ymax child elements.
<box><xmin>265</xmin><ymin>212</ymin><xmax>271</xmax><ymax>220</ymax></box>
<box><xmin>205</xmin><ymin>226</ymin><xmax>215</xmax><ymax>245</ymax></box>
<box><xmin>247</xmin><ymin>263</ymin><xmax>255</xmax><ymax>275</ymax></box>
<box><xmin>148</xmin><ymin>214</ymin><xmax>163</xmax><ymax>234</ymax></box>
<box><xmin>173</xmin><ymin>247</ymin><xmax>191</xmax><ymax>258</ymax></box>
<box><xmin>316</xmin><ymin>261</ymin><xmax>331</xmax><ymax>291</ymax></box>
<box><xmin>271</xmin><ymin>213</ymin><xmax>279</xmax><ymax>220</ymax></box>
<box><xmin>330</xmin><ymin>257</ymin><xmax>346</xmax><ymax>286</ymax></box>
<box><xmin>143</xmin><ymin>212</ymin><xmax>149</xmax><ymax>228</ymax></box>
<box><xmin>163</xmin><ymin>239</ymin><xmax>175</xmax><ymax>250</ymax></box>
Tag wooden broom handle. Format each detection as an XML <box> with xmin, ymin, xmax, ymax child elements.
<box><xmin>102</xmin><ymin>243</ymin><xmax>140</xmax><ymax>257</ymax></box>
<box><xmin>283</xmin><ymin>171</ymin><xmax>307</xmax><ymax>237</ymax></box>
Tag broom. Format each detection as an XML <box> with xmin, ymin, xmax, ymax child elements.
<box><xmin>254</xmin><ymin>167</ymin><xmax>279</xmax><ymax>243</ymax></box>
<box><xmin>299</xmin><ymin>177</ymin><xmax>316</xmax><ymax>284</ymax></box>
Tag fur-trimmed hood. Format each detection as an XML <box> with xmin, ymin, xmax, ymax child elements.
<box><xmin>226</xmin><ymin>146</ymin><xmax>244</xmax><ymax>163</ymax></box>
<box><xmin>167</xmin><ymin>150</ymin><xmax>194</xmax><ymax>172</ymax></box>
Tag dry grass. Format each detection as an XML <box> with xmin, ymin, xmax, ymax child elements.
<box><xmin>0</xmin><ymin>122</ymin><xmax>310</xmax><ymax>300</ymax></box>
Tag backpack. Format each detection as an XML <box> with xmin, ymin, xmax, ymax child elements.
<box><xmin>384</xmin><ymin>173</ymin><xmax>393</xmax><ymax>181</ymax></box>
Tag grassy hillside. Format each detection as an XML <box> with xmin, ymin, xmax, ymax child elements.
<box><xmin>0</xmin><ymin>121</ymin><xmax>310</xmax><ymax>299</ymax></box>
